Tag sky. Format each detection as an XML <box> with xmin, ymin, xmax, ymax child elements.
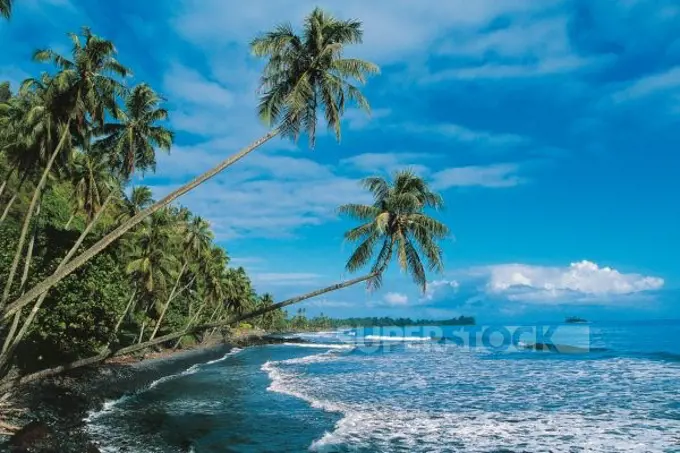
<box><xmin>1</xmin><ymin>0</ymin><xmax>679</xmax><ymax>323</ymax></box>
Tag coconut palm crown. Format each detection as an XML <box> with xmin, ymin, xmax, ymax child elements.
<box><xmin>251</xmin><ymin>7</ymin><xmax>379</xmax><ymax>146</ymax></box>
<box><xmin>339</xmin><ymin>170</ymin><xmax>450</xmax><ymax>291</ymax></box>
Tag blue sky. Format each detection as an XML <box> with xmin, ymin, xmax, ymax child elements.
<box><xmin>2</xmin><ymin>0</ymin><xmax>679</xmax><ymax>322</ymax></box>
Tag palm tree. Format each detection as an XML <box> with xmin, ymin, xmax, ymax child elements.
<box><xmin>125</xmin><ymin>210</ymin><xmax>178</xmax><ymax>343</ymax></box>
<box><xmin>149</xmin><ymin>215</ymin><xmax>212</xmax><ymax>340</ymax></box>
<box><xmin>5</xmin><ymin>8</ymin><xmax>379</xmax><ymax>321</ymax></box>
<box><xmin>339</xmin><ymin>170</ymin><xmax>449</xmax><ymax>291</ymax></box>
<box><xmin>115</xmin><ymin>185</ymin><xmax>153</xmax><ymax>225</ymax></box>
<box><xmin>0</xmin><ymin>75</ymin><xmax>74</xmax><ymax>308</ymax></box>
<box><xmin>67</xmin><ymin>150</ymin><xmax>120</xmax><ymax>224</ymax></box>
<box><xmin>0</xmin><ymin>0</ymin><xmax>11</xmax><ymax>19</ymax></box>
<box><xmin>94</xmin><ymin>84</ymin><xmax>173</xmax><ymax>181</ymax></box>
<box><xmin>33</xmin><ymin>26</ymin><xmax>130</xmax><ymax>128</ymax></box>
<box><xmin>2</xmin><ymin>28</ymin><xmax>131</xmax><ymax>312</ymax></box>
<box><xmin>193</xmin><ymin>171</ymin><xmax>450</xmax><ymax>331</ymax></box>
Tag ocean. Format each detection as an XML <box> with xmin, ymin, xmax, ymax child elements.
<box><xmin>85</xmin><ymin>321</ymin><xmax>680</xmax><ymax>452</ymax></box>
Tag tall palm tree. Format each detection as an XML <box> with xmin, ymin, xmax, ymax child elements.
<box><xmin>5</xmin><ymin>8</ymin><xmax>379</xmax><ymax>321</ymax></box>
<box><xmin>0</xmin><ymin>75</ymin><xmax>73</xmax><ymax>308</ymax></box>
<box><xmin>2</xmin><ymin>28</ymin><xmax>131</xmax><ymax>312</ymax></box>
<box><xmin>94</xmin><ymin>84</ymin><xmax>173</xmax><ymax>181</ymax></box>
<box><xmin>34</xmin><ymin>26</ymin><xmax>130</xmax><ymax>129</ymax></box>
<box><xmin>0</xmin><ymin>0</ymin><xmax>11</xmax><ymax>19</ymax></box>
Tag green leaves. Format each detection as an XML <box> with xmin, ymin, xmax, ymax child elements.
<box><xmin>339</xmin><ymin>170</ymin><xmax>450</xmax><ymax>292</ymax></box>
<box><xmin>251</xmin><ymin>7</ymin><xmax>379</xmax><ymax>146</ymax></box>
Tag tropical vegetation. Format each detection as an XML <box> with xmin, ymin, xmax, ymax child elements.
<box><xmin>0</xmin><ymin>8</ymin><xmax>450</xmax><ymax>393</ymax></box>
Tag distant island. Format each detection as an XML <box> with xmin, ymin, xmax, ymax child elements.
<box><xmin>565</xmin><ymin>316</ymin><xmax>588</xmax><ymax>324</ymax></box>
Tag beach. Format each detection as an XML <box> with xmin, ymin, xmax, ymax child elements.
<box><xmin>45</xmin><ymin>321</ymin><xmax>680</xmax><ymax>452</ymax></box>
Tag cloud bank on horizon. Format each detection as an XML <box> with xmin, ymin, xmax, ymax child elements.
<box><xmin>1</xmin><ymin>0</ymin><xmax>678</xmax><ymax>320</ymax></box>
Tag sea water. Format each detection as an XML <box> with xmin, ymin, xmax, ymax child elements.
<box><xmin>86</xmin><ymin>321</ymin><xmax>680</xmax><ymax>452</ymax></box>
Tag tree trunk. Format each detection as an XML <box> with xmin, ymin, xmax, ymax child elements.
<box><xmin>4</xmin><ymin>129</ymin><xmax>280</xmax><ymax>321</ymax></box>
<box><xmin>0</xmin><ymin>192</ymin><xmax>17</xmax><ymax>224</ymax></box>
<box><xmin>113</xmin><ymin>289</ymin><xmax>137</xmax><ymax>335</ymax></box>
<box><xmin>0</xmin><ymin>271</ymin><xmax>377</xmax><ymax>392</ymax></box>
<box><xmin>64</xmin><ymin>213</ymin><xmax>75</xmax><ymax>229</ymax></box>
<box><xmin>1</xmin><ymin>202</ymin><xmax>41</xmax><ymax>354</ymax></box>
<box><xmin>149</xmin><ymin>263</ymin><xmax>187</xmax><ymax>341</ymax></box>
<box><xmin>0</xmin><ymin>173</ymin><xmax>28</xmax><ymax>225</ymax></box>
<box><xmin>137</xmin><ymin>319</ymin><xmax>147</xmax><ymax>344</ymax></box>
<box><xmin>172</xmin><ymin>301</ymin><xmax>209</xmax><ymax>350</ymax></box>
<box><xmin>0</xmin><ymin>195</ymin><xmax>112</xmax><ymax>373</ymax></box>
<box><xmin>0</xmin><ymin>165</ymin><xmax>15</xmax><ymax>201</ymax></box>
<box><xmin>1</xmin><ymin>123</ymin><xmax>71</xmax><ymax>310</ymax></box>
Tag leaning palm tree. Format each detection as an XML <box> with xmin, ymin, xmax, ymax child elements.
<box><xmin>4</xmin><ymin>7</ymin><xmax>379</xmax><ymax>322</ymax></box>
<box><xmin>195</xmin><ymin>170</ymin><xmax>450</xmax><ymax>329</ymax></box>
<box><xmin>0</xmin><ymin>0</ymin><xmax>11</xmax><ymax>19</ymax></box>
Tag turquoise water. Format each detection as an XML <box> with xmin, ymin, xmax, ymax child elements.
<box><xmin>86</xmin><ymin>321</ymin><xmax>680</xmax><ymax>452</ymax></box>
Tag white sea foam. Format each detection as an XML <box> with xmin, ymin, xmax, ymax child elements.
<box><xmin>205</xmin><ymin>347</ymin><xmax>243</xmax><ymax>365</ymax></box>
<box><xmin>363</xmin><ymin>335</ymin><xmax>432</xmax><ymax>342</ymax></box>
<box><xmin>260</xmin><ymin>336</ymin><xmax>680</xmax><ymax>452</ymax></box>
<box><xmin>282</xmin><ymin>342</ymin><xmax>355</xmax><ymax>350</ymax></box>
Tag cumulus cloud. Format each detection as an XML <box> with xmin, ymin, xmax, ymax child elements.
<box><xmin>486</xmin><ymin>260</ymin><xmax>664</xmax><ymax>303</ymax></box>
<box><xmin>611</xmin><ymin>66</ymin><xmax>680</xmax><ymax>103</ymax></box>
<box><xmin>173</xmin><ymin>0</ymin><xmax>559</xmax><ymax>64</ymax></box>
<box><xmin>430</xmin><ymin>164</ymin><xmax>525</xmax><ymax>190</ymax></box>
<box><xmin>422</xmin><ymin>280</ymin><xmax>460</xmax><ymax>301</ymax></box>
<box><xmin>383</xmin><ymin>292</ymin><xmax>409</xmax><ymax>306</ymax></box>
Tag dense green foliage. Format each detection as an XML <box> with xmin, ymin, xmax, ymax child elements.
<box><xmin>0</xmin><ymin>28</ymin><xmax>285</xmax><ymax>378</ymax></box>
<box><xmin>281</xmin><ymin>310</ymin><xmax>475</xmax><ymax>330</ymax></box>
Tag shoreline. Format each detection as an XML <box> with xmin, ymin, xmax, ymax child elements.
<box><xmin>2</xmin><ymin>330</ymin><xmax>303</xmax><ymax>452</ymax></box>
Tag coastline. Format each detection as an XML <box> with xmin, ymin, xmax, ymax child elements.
<box><xmin>1</xmin><ymin>330</ymin><xmax>302</xmax><ymax>452</ymax></box>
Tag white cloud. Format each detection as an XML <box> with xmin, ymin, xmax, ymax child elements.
<box><xmin>173</xmin><ymin>0</ymin><xmax>560</xmax><ymax>64</ymax></box>
<box><xmin>428</xmin><ymin>56</ymin><xmax>594</xmax><ymax>82</ymax></box>
<box><xmin>340</xmin><ymin>152</ymin><xmax>432</xmax><ymax>175</ymax></box>
<box><xmin>383</xmin><ymin>292</ymin><xmax>409</xmax><ymax>306</ymax></box>
<box><xmin>422</xmin><ymin>280</ymin><xmax>460</xmax><ymax>301</ymax></box>
<box><xmin>430</xmin><ymin>163</ymin><xmax>524</xmax><ymax>190</ymax></box>
<box><xmin>251</xmin><ymin>272</ymin><xmax>323</xmax><ymax>287</ymax></box>
<box><xmin>403</xmin><ymin>123</ymin><xmax>529</xmax><ymax>147</ymax></box>
<box><xmin>486</xmin><ymin>260</ymin><xmax>664</xmax><ymax>303</ymax></box>
<box><xmin>164</xmin><ymin>63</ymin><xmax>235</xmax><ymax>108</ymax></box>
<box><xmin>611</xmin><ymin>66</ymin><xmax>680</xmax><ymax>103</ymax></box>
<box><xmin>144</xmin><ymin>141</ymin><xmax>372</xmax><ymax>238</ymax></box>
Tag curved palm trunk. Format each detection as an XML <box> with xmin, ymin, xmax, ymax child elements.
<box><xmin>0</xmin><ymin>165</ymin><xmax>16</xmax><ymax>201</ymax></box>
<box><xmin>1</xmin><ymin>123</ymin><xmax>71</xmax><ymax>310</ymax></box>
<box><xmin>0</xmin><ymin>195</ymin><xmax>112</xmax><ymax>373</ymax></box>
<box><xmin>2</xmin><ymin>203</ymin><xmax>41</xmax><ymax>355</ymax></box>
<box><xmin>0</xmin><ymin>173</ymin><xmax>28</xmax><ymax>225</ymax></box>
<box><xmin>64</xmin><ymin>213</ymin><xmax>75</xmax><ymax>229</ymax></box>
<box><xmin>0</xmin><ymin>271</ymin><xmax>377</xmax><ymax>392</ymax></box>
<box><xmin>4</xmin><ymin>129</ymin><xmax>279</xmax><ymax>321</ymax></box>
<box><xmin>149</xmin><ymin>262</ymin><xmax>187</xmax><ymax>341</ymax></box>
<box><xmin>113</xmin><ymin>289</ymin><xmax>137</xmax><ymax>335</ymax></box>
